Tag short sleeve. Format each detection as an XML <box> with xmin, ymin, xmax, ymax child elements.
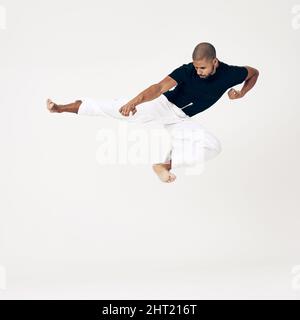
<box><xmin>168</xmin><ymin>64</ymin><xmax>187</xmax><ymax>85</ymax></box>
<box><xmin>226</xmin><ymin>65</ymin><xmax>248</xmax><ymax>87</ymax></box>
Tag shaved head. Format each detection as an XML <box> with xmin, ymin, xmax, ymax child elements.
<box><xmin>192</xmin><ymin>42</ymin><xmax>216</xmax><ymax>61</ymax></box>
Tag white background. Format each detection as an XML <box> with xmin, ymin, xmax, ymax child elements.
<box><xmin>1</xmin><ymin>0</ymin><xmax>300</xmax><ymax>299</ymax></box>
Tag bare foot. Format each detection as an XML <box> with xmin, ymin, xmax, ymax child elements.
<box><xmin>152</xmin><ymin>163</ymin><xmax>177</xmax><ymax>183</ymax></box>
<box><xmin>47</xmin><ymin>98</ymin><xmax>61</xmax><ymax>113</ymax></box>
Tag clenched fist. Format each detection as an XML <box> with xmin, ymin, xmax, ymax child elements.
<box><xmin>228</xmin><ymin>88</ymin><xmax>244</xmax><ymax>100</ymax></box>
<box><xmin>119</xmin><ymin>102</ymin><xmax>137</xmax><ymax>117</ymax></box>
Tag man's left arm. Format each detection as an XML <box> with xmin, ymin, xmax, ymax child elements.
<box><xmin>228</xmin><ymin>66</ymin><xmax>259</xmax><ymax>99</ymax></box>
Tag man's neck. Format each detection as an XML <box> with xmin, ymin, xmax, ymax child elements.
<box><xmin>212</xmin><ymin>59</ymin><xmax>220</xmax><ymax>75</ymax></box>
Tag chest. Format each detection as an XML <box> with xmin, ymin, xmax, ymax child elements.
<box><xmin>183</xmin><ymin>78</ymin><xmax>229</xmax><ymax>100</ymax></box>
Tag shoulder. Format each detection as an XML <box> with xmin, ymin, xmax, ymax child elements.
<box><xmin>220</xmin><ymin>61</ymin><xmax>248</xmax><ymax>84</ymax></box>
<box><xmin>168</xmin><ymin>62</ymin><xmax>193</xmax><ymax>83</ymax></box>
<box><xmin>173</xmin><ymin>62</ymin><xmax>192</xmax><ymax>72</ymax></box>
<box><xmin>221</xmin><ymin>61</ymin><xmax>247</xmax><ymax>74</ymax></box>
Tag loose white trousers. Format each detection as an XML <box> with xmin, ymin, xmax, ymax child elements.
<box><xmin>77</xmin><ymin>94</ymin><xmax>221</xmax><ymax>168</ymax></box>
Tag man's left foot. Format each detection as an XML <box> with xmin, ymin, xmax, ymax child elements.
<box><xmin>47</xmin><ymin>98</ymin><xmax>61</xmax><ymax>113</ymax></box>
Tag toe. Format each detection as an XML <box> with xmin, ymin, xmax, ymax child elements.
<box><xmin>47</xmin><ymin>99</ymin><xmax>56</xmax><ymax>112</ymax></box>
<box><xmin>168</xmin><ymin>173</ymin><xmax>176</xmax><ymax>182</ymax></box>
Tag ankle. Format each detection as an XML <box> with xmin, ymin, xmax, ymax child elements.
<box><xmin>55</xmin><ymin>104</ymin><xmax>64</xmax><ymax>113</ymax></box>
<box><xmin>153</xmin><ymin>163</ymin><xmax>170</xmax><ymax>170</ymax></box>
<box><xmin>58</xmin><ymin>100</ymin><xmax>82</xmax><ymax>113</ymax></box>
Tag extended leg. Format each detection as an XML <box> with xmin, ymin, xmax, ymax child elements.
<box><xmin>47</xmin><ymin>99</ymin><xmax>82</xmax><ymax>114</ymax></box>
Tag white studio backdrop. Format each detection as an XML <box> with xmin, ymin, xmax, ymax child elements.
<box><xmin>0</xmin><ymin>0</ymin><xmax>300</xmax><ymax>299</ymax></box>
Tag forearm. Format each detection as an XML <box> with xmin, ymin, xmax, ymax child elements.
<box><xmin>240</xmin><ymin>73</ymin><xmax>259</xmax><ymax>97</ymax></box>
<box><xmin>126</xmin><ymin>84</ymin><xmax>161</xmax><ymax>107</ymax></box>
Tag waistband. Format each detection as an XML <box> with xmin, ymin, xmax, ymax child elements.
<box><xmin>160</xmin><ymin>94</ymin><xmax>189</xmax><ymax>119</ymax></box>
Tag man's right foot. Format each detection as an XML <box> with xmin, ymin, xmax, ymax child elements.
<box><xmin>152</xmin><ymin>163</ymin><xmax>176</xmax><ymax>183</ymax></box>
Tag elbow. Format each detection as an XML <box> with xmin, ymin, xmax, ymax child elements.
<box><xmin>245</xmin><ymin>66</ymin><xmax>259</xmax><ymax>81</ymax></box>
<box><xmin>251</xmin><ymin>68</ymin><xmax>259</xmax><ymax>80</ymax></box>
<box><xmin>154</xmin><ymin>83</ymin><xmax>163</xmax><ymax>95</ymax></box>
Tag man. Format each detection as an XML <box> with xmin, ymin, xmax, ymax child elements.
<box><xmin>47</xmin><ymin>42</ymin><xmax>259</xmax><ymax>183</ymax></box>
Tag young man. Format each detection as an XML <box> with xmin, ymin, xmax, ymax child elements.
<box><xmin>47</xmin><ymin>42</ymin><xmax>259</xmax><ymax>183</ymax></box>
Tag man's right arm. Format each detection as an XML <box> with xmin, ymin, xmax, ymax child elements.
<box><xmin>119</xmin><ymin>76</ymin><xmax>177</xmax><ymax>116</ymax></box>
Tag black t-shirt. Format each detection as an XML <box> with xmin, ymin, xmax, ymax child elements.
<box><xmin>162</xmin><ymin>61</ymin><xmax>248</xmax><ymax>117</ymax></box>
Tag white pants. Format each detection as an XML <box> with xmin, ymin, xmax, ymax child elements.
<box><xmin>77</xmin><ymin>94</ymin><xmax>221</xmax><ymax>168</ymax></box>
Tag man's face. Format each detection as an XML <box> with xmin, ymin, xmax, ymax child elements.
<box><xmin>192</xmin><ymin>58</ymin><xmax>219</xmax><ymax>79</ymax></box>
